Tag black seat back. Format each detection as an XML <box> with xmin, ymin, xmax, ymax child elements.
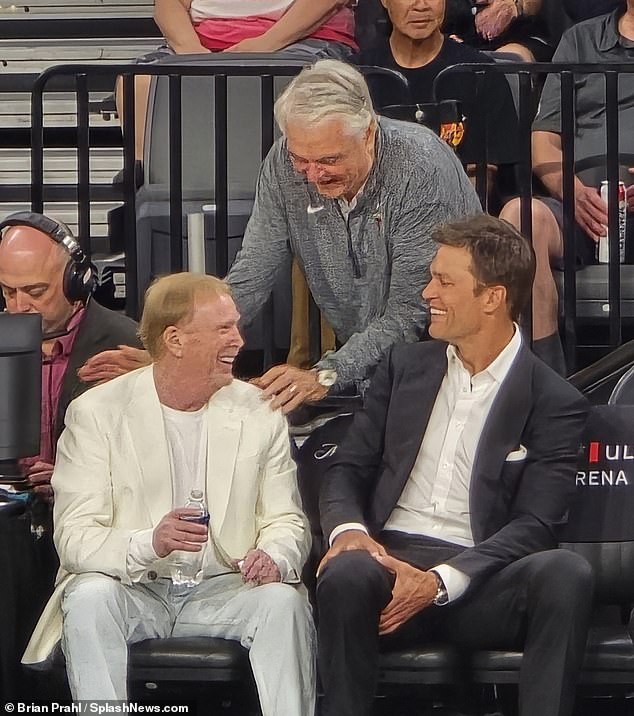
<box><xmin>560</xmin><ymin>404</ymin><xmax>634</xmax><ymax>606</ymax></box>
<box><xmin>609</xmin><ymin>364</ymin><xmax>634</xmax><ymax>406</ymax></box>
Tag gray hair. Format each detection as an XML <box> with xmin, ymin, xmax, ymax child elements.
<box><xmin>275</xmin><ymin>60</ymin><xmax>377</xmax><ymax>137</ymax></box>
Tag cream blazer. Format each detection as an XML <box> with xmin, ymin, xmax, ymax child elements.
<box><xmin>23</xmin><ymin>366</ymin><xmax>310</xmax><ymax>664</ymax></box>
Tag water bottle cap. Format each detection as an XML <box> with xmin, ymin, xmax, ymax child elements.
<box><xmin>190</xmin><ymin>489</ymin><xmax>204</xmax><ymax>500</ymax></box>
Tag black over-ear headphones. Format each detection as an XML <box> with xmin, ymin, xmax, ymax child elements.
<box><xmin>0</xmin><ymin>211</ymin><xmax>96</xmax><ymax>304</ymax></box>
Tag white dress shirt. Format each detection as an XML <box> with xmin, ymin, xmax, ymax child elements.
<box><xmin>331</xmin><ymin>327</ymin><xmax>522</xmax><ymax>602</ymax></box>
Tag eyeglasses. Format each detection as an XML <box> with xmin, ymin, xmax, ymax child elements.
<box><xmin>288</xmin><ymin>151</ymin><xmax>345</xmax><ymax>172</ymax></box>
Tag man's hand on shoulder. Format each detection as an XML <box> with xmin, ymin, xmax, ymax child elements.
<box><xmin>251</xmin><ymin>364</ymin><xmax>328</xmax><ymax>414</ymax></box>
<box><xmin>376</xmin><ymin>555</ymin><xmax>439</xmax><ymax>635</ymax></box>
<box><xmin>23</xmin><ymin>460</ymin><xmax>55</xmax><ymax>503</ymax></box>
<box><xmin>152</xmin><ymin>508</ymin><xmax>208</xmax><ymax>558</ymax></box>
<box><xmin>317</xmin><ymin>530</ymin><xmax>386</xmax><ymax>577</ymax></box>
<box><xmin>78</xmin><ymin>345</ymin><xmax>152</xmax><ymax>384</ymax></box>
<box><xmin>238</xmin><ymin>548</ymin><xmax>281</xmax><ymax>585</ymax></box>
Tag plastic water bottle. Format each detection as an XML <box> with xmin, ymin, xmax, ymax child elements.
<box><xmin>170</xmin><ymin>489</ymin><xmax>209</xmax><ymax>588</ymax></box>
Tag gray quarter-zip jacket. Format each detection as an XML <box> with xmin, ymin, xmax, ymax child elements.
<box><xmin>227</xmin><ymin>117</ymin><xmax>482</xmax><ymax>390</ymax></box>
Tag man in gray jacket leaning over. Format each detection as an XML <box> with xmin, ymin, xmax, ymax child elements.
<box><xmin>232</xmin><ymin>59</ymin><xmax>481</xmax><ymax>410</ymax></box>
<box><xmin>81</xmin><ymin>60</ymin><xmax>481</xmax><ymax>410</ymax></box>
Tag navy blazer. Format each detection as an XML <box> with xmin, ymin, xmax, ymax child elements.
<box><xmin>319</xmin><ymin>339</ymin><xmax>589</xmax><ymax>589</ymax></box>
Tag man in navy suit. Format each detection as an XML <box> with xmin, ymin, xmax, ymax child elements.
<box><xmin>316</xmin><ymin>214</ymin><xmax>593</xmax><ymax>716</ymax></box>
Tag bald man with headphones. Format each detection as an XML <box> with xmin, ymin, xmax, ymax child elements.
<box><xmin>0</xmin><ymin>212</ymin><xmax>141</xmax><ymax>498</ymax></box>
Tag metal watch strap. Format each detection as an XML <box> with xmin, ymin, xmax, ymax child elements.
<box><xmin>431</xmin><ymin>571</ymin><xmax>449</xmax><ymax>606</ymax></box>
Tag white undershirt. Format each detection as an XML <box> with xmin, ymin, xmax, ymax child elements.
<box><xmin>161</xmin><ymin>403</ymin><xmax>207</xmax><ymax>510</ymax></box>
<box><xmin>331</xmin><ymin>327</ymin><xmax>522</xmax><ymax>602</ymax></box>
<box><xmin>127</xmin><ymin>402</ymin><xmax>229</xmax><ymax>580</ymax></box>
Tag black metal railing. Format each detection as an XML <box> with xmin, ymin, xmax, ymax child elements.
<box><xmin>24</xmin><ymin>61</ymin><xmax>634</xmax><ymax>373</ymax></box>
<box><xmin>31</xmin><ymin>62</ymin><xmax>305</xmax><ymax>320</ymax></box>
<box><xmin>434</xmin><ymin>62</ymin><xmax>634</xmax><ymax>371</ymax></box>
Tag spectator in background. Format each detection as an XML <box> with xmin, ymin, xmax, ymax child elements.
<box><xmin>500</xmin><ymin>0</ymin><xmax>634</xmax><ymax>375</ymax></box>
<box><xmin>120</xmin><ymin>0</ymin><xmax>357</xmax><ymax>160</ymax></box>
<box><xmin>358</xmin><ymin>0</ymin><xmax>519</xmax><ymax>209</ymax></box>
<box><xmin>88</xmin><ymin>60</ymin><xmax>481</xmax><ymax>412</ymax></box>
<box><xmin>444</xmin><ymin>0</ymin><xmax>551</xmax><ymax>62</ymax></box>
<box><xmin>0</xmin><ymin>212</ymin><xmax>140</xmax><ymax>500</ymax></box>
<box><xmin>22</xmin><ymin>273</ymin><xmax>314</xmax><ymax>714</ymax></box>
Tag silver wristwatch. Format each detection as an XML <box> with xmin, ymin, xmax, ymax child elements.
<box><xmin>316</xmin><ymin>369</ymin><xmax>338</xmax><ymax>388</ymax></box>
<box><xmin>432</xmin><ymin>572</ymin><xmax>449</xmax><ymax>606</ymax></box>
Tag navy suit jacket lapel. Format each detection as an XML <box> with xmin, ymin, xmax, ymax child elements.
<box><xmin>469</xmin><ymin>345</ymin><xmax>534</xmax><ymax>542</ymax></box>
<box><xmin>373</xmin><ymin>351</ymin><xmax>448</xmax><ymax>527</ymax></box>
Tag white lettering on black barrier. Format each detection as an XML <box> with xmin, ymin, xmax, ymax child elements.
<box><xmin>576</xmin><ymin>470</ymin><xmax>629</xmax><ymax>486</ymax></box>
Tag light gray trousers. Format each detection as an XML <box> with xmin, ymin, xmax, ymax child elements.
<box><xmin>60</xmin><ymin>572</ymin><xmax>316</xmax><ymax>716</ymax></box>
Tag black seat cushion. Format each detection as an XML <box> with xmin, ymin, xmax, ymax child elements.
<box><xmin>582</xmin><ymin>625</ymin><xmax>634</xmax><ymax>673</ymax></box>
<box><xmin>129</xmin><ymin>637</ymin><xmax>248</xmax><ymax>679</ymax></box>
<box><xmin>378</xmin><ymin>644</ymin><xmax>464</xmax><ymax>684</ymax></box>
<box><xmin>470</xmin><ymin>625</ymin><xmax>634</xmax><ymax>684</ymax></box>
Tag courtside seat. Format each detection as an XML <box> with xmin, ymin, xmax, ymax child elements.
<box><xmin>471</xmin><ymin>625</ymin><xmax>634</xmax><ymax>686</ymax></box>
<box><xmin>581</xmin><ymin>625</ymin><xmax>634</xmax><ymax>683</ymax></box>
<box><xmin>129</xmin><ymin>637</ymin><xmax>248</xmax><ymax>684</ymax></box>
<box><xmin>42</xmin><ymin>636</ymin><xmax>250</xmax><ymax>701</ymax></box>
<box><xmin>128</xmin><ymin>637</ymin><xmax>464</xmax><ymax>688</ymax></box>
<box><xmin>468</xmin><ymin>539</ymin><xmax>634</xmax><ymax>690</ymax></box>
<box><xmin>378</xmin><ymin>644</ymin><xmax>464</xmax><ymax>685</ymax></box>
<box><xmin>556</xmin><ymin>266</ymin><xmax>634</xmax><ymax>322</ymax></box>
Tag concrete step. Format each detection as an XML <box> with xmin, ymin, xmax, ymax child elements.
<box><xmin>0</xmin><ymin>200</ymin><xmax>120</xmax><ymax>237</ymax></box>
<box><xmin>0</xmin><ymin>147</ymin><xmax>123</xmax><ymax>183</ymax></box>
<box><xmin>0</xmin><ymin>1</ymin><xmax>153</xmax><ymax>20</ymax></box>
<box><xmin>0</xmin><ymin>38</ymin><xmax>157</xmax><ymax>62</ymax></box>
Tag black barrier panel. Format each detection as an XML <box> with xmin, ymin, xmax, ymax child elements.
<box><xmin>434</xmin><ymin>62</ymin><xmax>634</xmax><ymax>372</ymax></box>
<box><xmin>562</xmin><ymin>405</ymin><xmax>634</xmax><ymax>543</ymax></box>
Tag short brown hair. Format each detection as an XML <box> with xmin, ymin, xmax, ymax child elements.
<box><xmin>139</xmin><ymin>272</ymin><xmax>232</xmax><ymax>359</ymax></box>
<box><xmin>432</xmin><ymin>214</ymin><xmax>536</xmax><ymax>322</ymax></box>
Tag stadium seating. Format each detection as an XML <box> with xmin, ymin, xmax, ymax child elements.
<box><xmin>0</xmin><ymin>0</ymin><xmax>158</xmax><ymax>243</ymax></box>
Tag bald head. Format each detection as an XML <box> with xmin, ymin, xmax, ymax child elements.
<box><xmin>0</xmin><ymin>223</ymin><xmax>77</xmax><ymax>335</ymax></box>
<box><xmin>0</xmin><ymin>225</ymin><xmax>68</xmax><ymax>270</ymax></box>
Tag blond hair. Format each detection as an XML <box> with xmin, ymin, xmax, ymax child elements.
<box><xmin>139</xmin><ymin>272</ymin><xmax>232</xmax><ymax>359</ymax></box>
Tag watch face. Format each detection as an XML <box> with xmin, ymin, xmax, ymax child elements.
<box><xmin>318</xmin><ymin>370</ymin><xmax>337</xmax><ymax>387</ymax></box>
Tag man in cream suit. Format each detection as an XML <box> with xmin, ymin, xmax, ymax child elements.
<box><xmin>316</xmin><ymin>215</ymin><xmax>593</xmax><ymax>716</ymax></box>
<box><xmin>23</xmin><ymin>273</ymin><xmax>315</xmax><ymax>716</ymax></box>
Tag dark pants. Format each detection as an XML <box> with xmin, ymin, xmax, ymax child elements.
<box><xmin>316</xmin><ymin>532</ymin><xmax>594</xmax><ymax>716</ymax></box>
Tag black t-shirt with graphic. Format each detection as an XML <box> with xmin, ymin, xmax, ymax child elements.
<box><xmin>358</xmin><ymin>38</ymin><xmax>520</xmax><ymax>166</ymax></box>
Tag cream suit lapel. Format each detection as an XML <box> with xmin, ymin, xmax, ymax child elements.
<box><xmin>125</xmin><ymin>366</ymin><xmax>173</xmax><ymax>526</ymax></box>
<box><xmin>205</xmin><ymin>385</ymin><xmax>243</xmax><ymax>539</ymax></box>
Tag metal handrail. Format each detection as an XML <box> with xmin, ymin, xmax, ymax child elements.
<box><xmin>434</xmin><ymin>62</ymin><xmax>634</xmax><ymax>371</ymax></box>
